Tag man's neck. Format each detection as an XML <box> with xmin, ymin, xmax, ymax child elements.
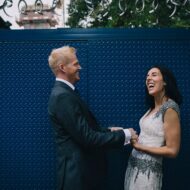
<box><xmin>56</xmin><ymin>78</ymin><xmax>75</xmax><ymax>90</ymax></box>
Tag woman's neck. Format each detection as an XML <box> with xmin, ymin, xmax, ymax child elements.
<box><xmin>154</xmin><ymin>95</ymin><xmax>168</xmax><ymax>109</ymax></box>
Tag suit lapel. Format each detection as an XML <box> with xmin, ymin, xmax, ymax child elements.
<box><xmin>55</xmin><ymin>81</ymin><xmax>98</xmax><ymax>130</ymax></box>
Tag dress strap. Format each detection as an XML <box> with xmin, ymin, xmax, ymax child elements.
<box><xmin>155</xmin><ymin>99</ymin><xmax>180</xmax><ymax>121</ymax></box>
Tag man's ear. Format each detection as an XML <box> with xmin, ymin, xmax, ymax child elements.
<box><xmin>59</xmin><ymin>64</ymin><xmax>66</xmax><ymax>72</ymax></box>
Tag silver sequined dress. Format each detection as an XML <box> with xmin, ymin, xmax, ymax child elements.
<box><xmin>124</xmin><ymin>99</ymin><xmax>180</xmax><ymax>190</ymax></box>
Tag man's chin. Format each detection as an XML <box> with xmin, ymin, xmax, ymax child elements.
<box><xmin>75</xmin><ymin>77</ymin><xmax>80</xmax><ymax>82</ymax></box>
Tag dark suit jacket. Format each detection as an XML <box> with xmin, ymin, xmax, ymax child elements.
<box><xmin>48</xmin><ymin>81</ymin><xmax>125</xmax><ymax>190</ymax></box>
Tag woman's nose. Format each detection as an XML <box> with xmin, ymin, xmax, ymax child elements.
<box><xmin>146</xmin><ymin>75</ymin><xmax>152</xmax><ymax>80</ymax></box>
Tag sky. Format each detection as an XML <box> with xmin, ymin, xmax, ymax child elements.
<box><xmin>0</xmin><ymin>0</ymin><xmax>70</xmax><ymax>29</ymax></box>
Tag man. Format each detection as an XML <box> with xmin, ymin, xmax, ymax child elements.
<box><xmin>48</xmin><ymin>46</ymin><xmax>137</xmax><ymax>190</ymax></box>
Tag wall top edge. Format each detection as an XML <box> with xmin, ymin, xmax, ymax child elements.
<box><xmin>0</xmin><ymin>28</ymin><xmax>190</xmax><ymax>41</ymax></box>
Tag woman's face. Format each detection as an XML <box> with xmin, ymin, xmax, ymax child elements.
<box><xmin>146</xmin><ymin>68</ymin><xmax>165</xmax><ymax>97</ymax></box>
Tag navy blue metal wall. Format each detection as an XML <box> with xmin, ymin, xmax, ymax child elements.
<box><xmin>0</xmin><ymin>29</ymin><xmax>190</xmax><ymax>190</ymax></box>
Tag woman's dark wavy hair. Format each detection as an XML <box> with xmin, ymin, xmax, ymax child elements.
<box><xmin>145</xmin><ymin>65</ymin><xmax>182</xmax><ymax>109</ymax></box>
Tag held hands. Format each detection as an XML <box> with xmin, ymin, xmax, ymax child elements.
<box><xmin>128</xmin><ymin>129</ymin><xmax>142</xmax><ymax>150</ymax></box>
<box><xmin>109</xmin><ymin>127</ymin><xmax>139</xmax><ymax>147</ymax></box>
<box><xmin>128</xmin><ymin>128</ymin><xmax>138</xmax><ymax>145</ymax></box>
<box><xmin>110</xmin><ymin>127</ymin><xmax>142</xmax><ymax>151</ymax></box>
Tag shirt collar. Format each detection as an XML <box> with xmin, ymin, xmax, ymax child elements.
<box><xmin>56</xmin><ymin>78</ymin><xmax>75</xmax><ymax>90</ymax></box>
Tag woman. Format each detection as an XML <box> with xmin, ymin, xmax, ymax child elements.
<box><xmin>124</xmin><ymin>65</ymin><xmax>182</xmax><ymax>190</ymax></box>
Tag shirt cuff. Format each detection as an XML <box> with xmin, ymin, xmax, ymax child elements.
<box><xmin>123</xmin><ymin>129</ymin><xmax>131</xmax><ymax>145</ymax></box>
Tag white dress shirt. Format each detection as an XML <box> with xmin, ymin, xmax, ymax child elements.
<box><xmin>123</xmin><ymin>129</ymin><xmax>131</xmax><ymax>145</ymax></box>
<box><xmin>56</xmin><ymin>78</ymin><xmax>75</xmax><ymax>90</ymax></box>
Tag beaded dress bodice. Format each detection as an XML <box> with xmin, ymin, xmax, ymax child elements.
<box><xmin>132</xmin><ymin>99</ymin><xmax>180</xmax><ymax>164</ymax></box>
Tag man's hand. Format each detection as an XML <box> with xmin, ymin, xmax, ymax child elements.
<box><xmin>128</xmin><ymin>128</ymin><xmax>137</xmax><ymax>136</ymax></box>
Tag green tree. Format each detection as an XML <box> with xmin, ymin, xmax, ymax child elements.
<box><xmin>66</xmin><ymin>0</ymin><xmax>190</xmax><ymax>28</ymax></box>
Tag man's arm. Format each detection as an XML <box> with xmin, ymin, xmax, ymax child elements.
<box><xmin>56</xmin><ymin>94</ymin><xmax>126</xmax><ymax>149</ymax></box>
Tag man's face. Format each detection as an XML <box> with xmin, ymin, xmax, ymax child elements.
<box><xmin>64</xmin><ymin>53</ymin><xmax>81</xmax><ymax>84</ymax></box>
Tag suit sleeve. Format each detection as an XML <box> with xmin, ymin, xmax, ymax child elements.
<box><xmin>56</xmin><ymin>94</ymin><xmax>125</xmax><ymax>148</ymax></box>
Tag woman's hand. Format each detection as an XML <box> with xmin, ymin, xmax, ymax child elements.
<box><xmin>130</xmin><ymin>135</ymin><xmax>138</xmax><ymax>144</ymax></box>
<box><xmin>130</xmin><ymin>138</ymin><xmax>142</xmax><ymax>151</ymax></box>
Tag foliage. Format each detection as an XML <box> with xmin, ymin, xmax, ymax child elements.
<box><xmin>66</xmin><ymin>0</ymin><xmax>190</xmax><ymax>28</ymax></box>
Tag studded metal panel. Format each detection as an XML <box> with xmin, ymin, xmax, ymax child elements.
<box><xmin>0</xmin><ymin>29</ymin><xmax>190</xmax><ymax>190</ymax></box>
<box><xmin>0</xmin><ymin>40</ymin><xmax>88</xmax><ymax>190</ymax></box>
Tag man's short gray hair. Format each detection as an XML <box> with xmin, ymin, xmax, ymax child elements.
<box><xmin>48</xmin><ymin>46</ymin><xmax>76</xmax><ymax>75</ymax></box>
